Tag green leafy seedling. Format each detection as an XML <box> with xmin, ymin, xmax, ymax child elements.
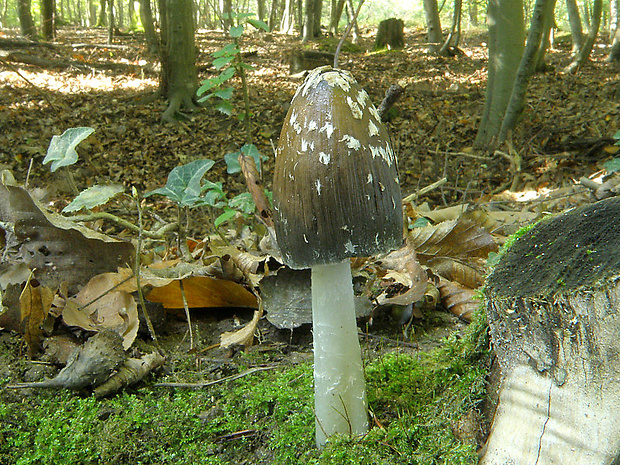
<box><xmin>224</xmin><ymin>144</ymin><xmax>267</xmax><ymax>174</ymax></box>
<box><xmin>43</xmin><ymin>127</ymin><xmax>95</xmax><ymax>172</ymax></box>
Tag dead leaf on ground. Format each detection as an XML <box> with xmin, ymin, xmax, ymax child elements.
<box><xmin>220</xmin><ymin>307</ymin><xmax>263</xmax><ymax>349</ymax></box>
<box><xmin>146</xmin><ymin>275</ymin><xmax>257</xmax><ymax>309</ymax></box>
<box><xmin>375</xmin><ymin>242</ymin><xmax>427</xmax><ymax>307</ymax></box>
<box><xmin>436</xmin><ymin>276</ymin><xmax>479</xmax><ymax>322</ymax></box>
<box><xmin>19</xmin><ymin>279</ymin><xmax>54</xmax><ymax>357</ymax></box>
<box><xmin>63</xmin><ymin>272</ymin><xmax>139</xmax><ymax>350</ymax></box>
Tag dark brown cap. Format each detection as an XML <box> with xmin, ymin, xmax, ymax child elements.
<box><xmin>273</xmin><ymin>66</ymin><xmax>403</xmax><ymax>269</ymax></box>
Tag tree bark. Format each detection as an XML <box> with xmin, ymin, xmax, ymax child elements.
<box><xmin>498</xmin><ymin>0</ymin><xmax>554</xmax><ymax>146</ymax></box>
<box><xmin>564</xmin><ymin>0</ymin><xmax>603</xmax><ymax>73</ymax></box>
<box><xmin>565</xmin><ymin>0</ymin><xmax>583</xmax><ymax>55</ymax></box>
<box><xmin>97</xmin><ymin>0</ymin><xmax>107</xmax><ymax>26</ymax></box>
<box><xmin>107</xmin><ymin>0</ymin><xmax>115</xmax><ymax>43</ymax></box>
<box><xmin>140</xmin><ymin>0</ymin><xmax>159</xmax><ymax>54</ymax></box>
<box><xmin>439</xmin><ymin>0</ymin><xmax>462</xmax><ymax>55</ymax></box>
<box><xmin>17</xmin><ymin>0</ymin><xmax>37</xmax><ymax>38</ymax></box>
<box><xmin>41</xmin><ymin>0</ymin><xmax>55</xmax><ymax>40</ymax></box>
<box><xmin>257</xmin><ymin>0</ymin><xmax>266</xmax><ymax>22</ymax></box>
<box><xmin>468</xmin><ymin>0</ymin><xmax>478</xmax><ymax>26</ymax></box>
<box><xmin>281</xmin><ymin>0</ymin><xmax>296</xmax><ymax>33</ymax></box>
<box><xmin>344</xmin><ymin>0</ymin><xmax>359</xmax><ymax>43</ymax></box>
<box><xmin>474</xmin><ymin>0</ymin><xmax>524</xmax><ymax>149</ymax></box>
<box><xmin>607</xmin><ymin>26</ymin><xmax>620</xmax><ymax>61</ymax></box>
<box><xmin>423</xmin><ymin>0</ymin><xmax>442</xmax><ymax>44</ymax></box>
<box><xmin>302</xmin><ymin>0</ymin><xmax>315</xmax><ymax>41</ymax></box>
<box><xmin>313</xmin><ymin>0</ymin><xmax>323</xmax><ymax>37</ymax></box>
<box><xmin>375</xmin><ymin>18</ymin><xmax>404</xmax><ymax>50</ymax></box>
<box><xmin>328</xmin><ymin>0</ymin><xmax>345</xmax><ymax>34</ymax></box>
<box><xmin>160</xmin><ymin>0</ymin><xmax>199</xmax><ymax>123</ymax></box>
<box><xmin>219</xmin><ymin>0</ymin><xmax>232</xmax><ymax>30</ymax></box>
<box><xmin>482</xmin><ymin>198</ymin><xmax>620</xmax><ymax>464</ymax></box>
<box><xmin>268</xmin><ymin>0</ymin><xmax>279</xmax><ymax>31</ymax></box>
<box><xmin>611</xmin><ymin>0</ymin><xmax>619</xmax><ymax>42</ymax></box>
<box><xmin>533</xmin><ymin>0</ymin><xmax>557</xmax><ymax>71</ymax></box>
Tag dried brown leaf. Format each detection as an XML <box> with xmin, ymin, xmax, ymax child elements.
<box><xmin>19</xmin><ymin>280</ymin><xmax>54</xmax><ymax>358</ymax></box>
<box><xmin>220</xmin><ymin>308</ymin><xmax>263</xmax><ymax>349</ymax></box>
<box><xmin>437</xmin><ymin>276</ymin><xmax>479</xmax><ymax>322</ymax></box>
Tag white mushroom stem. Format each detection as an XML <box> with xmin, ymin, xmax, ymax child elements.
<box><xmin>311</xmin><ymin>259</ymin><xmax>369</xmax><ymax>448</ymax></box>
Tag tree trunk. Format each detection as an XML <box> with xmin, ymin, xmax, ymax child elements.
<box><xmin>257</xmin><ymin>0</ymin><xmax>266</xmax><ymax>22</ymax></box>
<box><xmin>565</xmin><ymin>0</ymin><xmax>583</xmax><ymax>55</ymax></box>
<box><xmin>607</xmin><ymin>26</ymin><xmax>620</xmax><ymax>61</ymax></box>
<box><xmin>482</xmin><ymin>198</ymin><xmax>620</xmax><ymax>464</ymax></box>
<box><xmin>268</xmin><ymin>0</ymin><xmax>279</xmax><ymax>31</ymax></box>
<box><xmin>140</xmin><ymin>0</ymin><xmax>158</xmax><ymax>54</ymax></box>
<box><xmin>302</xmin><ymin>0</ymin><xmax>315</xmax><ymax>41</ymax></box>
<box><xmin>468</xmin><ymin>0</ymin><xmax>478</xmax><ymax>26</ymax></box>
<box><xmin>313</xmin><ymin>0</ymin><xmax>323</xmax><ymax>37</ymax></box>
<box><xmin>108</xmin><ymin>0</ymin><xmax>115</xmax><ymax>43</ymax></box>
<box><xmin>281</xmin><ymin>0</ymin><xmax>296</xmax><ymax>33</ymax></box>
<box><xmin>328</xmin><ymin>0</ymin><xmax>344</xmax><ymax>34</ymax></box>
<box><xmin>160</xmin><ymin>0</ymin><xmax>199</xmax><ymax>123</ymax></box>
<box><xmin>498</xmin><ymin>0</ymin><xmax>554</xmax><ymax>146</ymax></box>
<box><xmin>17</xmin><ymin>0</ymin><xmax>37</xmax><ymax>38</ymax></box>
<box><xmin>423</xmin><ymin>0</ymin><xmax>442</xmax><ymax>44</ymax></box>
<box><xmin>564</xmin><ymin>0</ymin><xmax>603</xmax><ymax>73</ymax></box>
<box><xmin>439</xmin><ymin>0</ymin><xmax>462</xmax><ymax>55</ymax></box>
<box><xmin>98</xmin><ymin>0</ymin><xmax>107</xmax><ymax>26</ymax></box>
<box><xmin>533</xmin><ymin>0</ymin><xmax>557</xmax><ymax>71</ymax></box>
<box><xmin>41</xmin><ymin>0</ymin><xmax>55</xmax><ymax>40</ymax></box>
<box><xmin>474</xmin><ymin>0</ymin><xmax>524</xmax><ymax>149</ymax></box>
<box><xmin>219</xmin><ymin>0</ymin><xmax>232</xmax><ymax>30</ymax></box>
<box><xmin>374</xmin><ymin>18</ymin><xmax>404</xmax><ymax>50</ymax></box>
<box><xmin>344</xmin><ymin>0</ymin><xmax>359</xmax><ymax>43</ymax></box>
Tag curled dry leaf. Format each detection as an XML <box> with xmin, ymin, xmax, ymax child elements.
<box><xmin>375</xmin><ymin>242</ymin><xmax>427</xmax><ymax>307</ymax></box>
<box><xmin>220</xmin><ymin>307</ymin><xmax>263</xmax><ymax>349</ymax></box>
<box><xmin>436</xmin><ymin>276</ymin><xmax>479</xmax><ymax>322</ymax></box>
<box><xmin>19</xmin><ymin>279</ymin><xmax>54</xmax><ymax>358</ymax></box>
<box><xmin>62</xmin><ymin>272</ymin><xmax>139</xmax><ymax>350</ymax></box>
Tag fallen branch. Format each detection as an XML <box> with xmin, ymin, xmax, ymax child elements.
<box><xmin>155</xmin><ymin>365</ymin><xmax>276</xmax><ymax>389</ymax></box>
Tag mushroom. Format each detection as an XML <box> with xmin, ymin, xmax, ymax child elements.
<box><xmin>272</xmin><ymin>66</ymin><xmax>403</xmax><ymax>447</ymax></box>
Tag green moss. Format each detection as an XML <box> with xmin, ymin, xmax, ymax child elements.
<box><xmin>0</xmin><ymin>315</ymin><xmax>489</xmax><ymax>465</ymax></box>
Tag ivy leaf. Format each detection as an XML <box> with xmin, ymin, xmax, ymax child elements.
<box><xmin>224</xmin><ymin>144</ymin><xmax>266</xmax><ymax>174</ymax></box>
<box><xmin>247</xmin><ymin>19</ymin><xmax>269</xmax><ymax>31</ymax></box>
<box><xmin>229</xmin><ymin>192</ymin><xmax>256</xmax><ymax>215</ymax></box>
<box><xmin>43</xmin><ymin>127</ymin><xmax>95</xmax><ymax>172</ymax></box>
<box><xmin>229</xmin><ymin>25</ymin><xmax>244</xmax><ymax>38</ymax></box>
<box><xmin>144</xmin><ymin>159</ymin><xmax>215</xmax><ymax>207</ymax></box>
<box><xmin>603</xmin><ymin>157</ymin><xmax>620</xmax><ymax>173</ymax></box>
<box><xmin>63</xmin><ymin>184</ymin><xmax>125</xmax><ymax>213</ymax></box>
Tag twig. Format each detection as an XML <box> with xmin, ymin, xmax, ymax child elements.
<box><xmin>377</xmin><ymin>84</ymin><xmax>405</xmax><ymax>121</ymax></box>
<box><xmin>155</xmin><ymin>365</ymin><xmax>276</xmax><ymax>388</ymax></box>
<box><xmin>402</xmin><ymin>177</ymin><xmax>448</xmax><ymax>203</ymax></box>
<box><xmin>178</xmin><ymin>278</ymin><xmax>194</xmax><ymax>350</ymax></box>
<box><xmin>67</xmin><ymin>211</ymin><xmax>178</xmax><ymax>239</ymax></box>
<box><xmin>334</xmin><ymin>0</ymin><xmax>365</xmax><ymax>68</ymax></box>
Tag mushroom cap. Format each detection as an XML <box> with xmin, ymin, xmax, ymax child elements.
<box><xmin>273</xmin><ymin>66</ymin><xmax>403</xmax><ymax>269</ymax></box>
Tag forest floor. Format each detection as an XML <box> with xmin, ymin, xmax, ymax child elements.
<box><xmin>0</xmin><ymin>25</ymin><xmax>619</xmax><ymax>464</ymax></box>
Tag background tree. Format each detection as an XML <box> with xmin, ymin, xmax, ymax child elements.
<box><xmin>140</xmin><ymin>0</ymin><xmax>159</xmax><ymax>54</ymax></box>
<box><xmin>281</xmin><ymin>0</ymin><xmax>297</xmax><ymax>33</ymax></box>
<box><xmin>439</xmin><ymin>0</ymin><xmax>462</xmax><ymax>55</ymax></box>
<box><xmin>302</xmin><ymin>0</ymin><xmax>317</xmax><ymax>41</ymax></box>
<box><xmin>564</xmin><ymin>0</ymin><xmax>603</xmax><ymax>72</ymax></box>
<box><xmin>566</xmin><ymin>0</ymin><xmax>584</xmax><ymax>55</ymax></box>
<box><xmin>159</xmin><ymin>0</ymin><xmax>199</xmax><ymax>123</ymax></box>
<box><xmin>423</xmin><ymin>0</ymin><xmax>442</xmax><ymax>44</ymax></box>
<box><xmin>474</xmin><ymin>0</ymin><xmax>524</xmax><ymax>149</ymax></box>
<box><xmin>17</xmin><ymin>0</ymin><xmax>37</xmax><ymax>38</ymax></box>
<box><xmin>533</xmin><ymin>0</ymin><xmax>557</xmax><ymax>71</ymax></box>
<box><xmin>41</xmin><ymin>0</ymin><xmax>55</xmax><ymax>39</ymax></box>
<box><xmin>328</xmin><ymin>0</ymin><xmax>345</xmax><ymax>35</ymax></box>
<box><xmin>498</xmin><ymin>0</ymin><xmax>555</xmax><ymax>147</ymax></box>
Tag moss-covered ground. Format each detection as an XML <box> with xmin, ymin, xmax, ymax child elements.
<box><xmin>0</xmin><ymin>311</ymin><xmax>489</xmax><ymax>465</ymax></box>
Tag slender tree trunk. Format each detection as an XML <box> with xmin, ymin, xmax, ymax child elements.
<box><xmin>498</xmin><ymin>0</ymin><xmax>554</xmax><ymax>146</ymax></box>
<box><xmin>439</xmin><ymin>0</ymin><xmax>462</xmax><ymax>54</ymax></box>
<box><xmin>423</xmin><ymin>0</ymin><xmax>443</xmax><ymax>44</ymax></box>
<box><xmin>41</xmin><ymin>0</ymin><xmax>55</xmax><ymax>39</ymax></box>
<box><xmin>468</xmin><ymin>0</ymin><xmax>478</xmax><ymax>26</ymax></box>
<box><xmin>611</xmin><ymin>0</ymin><xmax>619</xmax><ymax>42</ymax></box>
<box><xmin>566</xmin><ymin>0</ymin><xmax>583</xmax><ymax>55</ymax></box>
<box><xmin>474</xmin><ymin>0</ymin><xmax>524</xmax><ymax>149</ymax></box>
<box><xmin>313</xmin><ymin>0</ymin><xmax>323</xmax><ymax>37</ymax></box>
<box><xmin>108</xmin><ymin>0</ymin><xmax>115</xmax><ymax>42</ymax></box>
<box><xmin>344</xmin><ymin>0</ymin><xmax>359</xmax><ymax>43</ymax></box>
<box><xmin>608</xmin><ymin>27</ymin><xmax>620</xmax><ymax>61</ymax></box>
<box><xmin>533</xmin><ymin>0</ymin><xmax>557</xmax><ymax>71</ymax></box>
<box><xmin>160</xmin><ymin>0</ymin><xmax>199</xmax><ymax>123</ymax></box>
<box><xmin>140</xmin><ymin>0</ymin><xmax>159</xmax><ymax>54</ymax></box>
<box><xmin>281</xmin><ymin>0</ymin><xmax>295</xmax><ymax>32</ymax></box>
<box><xmin>219</xmin><ymin>0</ymin><xmax>232</xmax><ymax>30</ymax></box>
<box><xmin>257</xmin><ymin>0</ymin><xmax>265</xmax><ymax>21</ymax></box>
<box><xmin>564</xmin><ymin>0</ymin><xmax>603</xmax><ymax>73</ymax></box>
<box><xmin>17</xmin><ymin>0</ymin><xmax>37</xmax><ymax>38</ymax></box>
<box><xmin>328</xmin><ymin>0</ymin><xmax>344</xmax><ymax>34</ymax></box>
<box><xmin>98</xmin><ymin>0</ymin><xmax>107</xmax><ymax>26</ymax></box>
<box><xmin>268</xmin><ymin>0</ymin><xmax>279</xmax><ymax>31</ymax></box>
<box><xmin>302</xmin><ymin>0</ymin><xmax>315</xmax><ymax>41</ymax></box>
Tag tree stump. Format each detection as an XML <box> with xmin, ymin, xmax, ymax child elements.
<box><xmin>482</xmin><ymin>198</ymin><xmax>620</xmax><ymax>464</ymax></box>
<box><xmin>374</xmin><ymin>18</ymin><xmax>404</xmax><ymax>50</ymax></box>
<box><xmin>288</xmin><ymin>50</ymin><xmax>335</xmax><ymax>75</ymax></box>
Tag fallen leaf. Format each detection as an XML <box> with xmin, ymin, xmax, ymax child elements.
<box><xmin>19</xmin><ymin>279</ymin><xmax>54</xmax><ymax>358</ymax></box>
<box><xmin>220</xmin><ymin>308</ymin><xmax>262</xmax><ymax>349</ymax></box>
